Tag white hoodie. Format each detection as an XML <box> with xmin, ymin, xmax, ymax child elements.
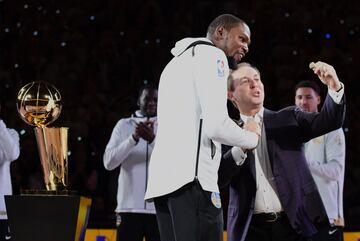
<box><xmin>145</xmin><ymin>38</ymin><xmax>258</xmax><ymax>199</ymax></box>
<box><xmin>104</xmin><ymin>111</ymin><xmax>157</xmax><ymax>213</ymax></box>
<box><xmin>0</xmin><ymin>119</ymin><xmax>20</xmax><ymax>220</ymax></box>
<box><xmin>305</xmin><ymin>128</ymin><xmax>345</xmax><ymax>224</ymax></box>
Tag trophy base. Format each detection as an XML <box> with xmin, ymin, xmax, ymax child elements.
<box><xmin>5</xmin><ymin>194</ymin><xmax>91</xmax><ymax>241</ymax></box>
<box><xmin>20</xmin><ymin>189</ymin><xmax>78</xmax><ymax>196</ymax></box>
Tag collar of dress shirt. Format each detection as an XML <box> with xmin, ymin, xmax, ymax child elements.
<box><xmin>240</xmin><ymin>107</ymin><xmax>264</xmax><ymax>124</ymax></box>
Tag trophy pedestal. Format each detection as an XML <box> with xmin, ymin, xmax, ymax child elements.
<box><xmin>5</xmin><ymin>194</ymin><xmax>91</xmax><ymax>241</ymax></box>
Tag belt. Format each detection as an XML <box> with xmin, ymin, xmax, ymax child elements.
<box><xmin>252</xmin><ymin>212</ymin><xmax>283</xmax><ymax>223</ymax></box>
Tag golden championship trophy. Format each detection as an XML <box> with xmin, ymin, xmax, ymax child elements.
<box><xmin>5</xmin><ymin>82</ymin><xmax>91</xmax><ymax>241</ymax></box>
<box><xmin>17</xmin><ymin>81</ymin><xmax>68</xmax><ymax>191</ymax></box>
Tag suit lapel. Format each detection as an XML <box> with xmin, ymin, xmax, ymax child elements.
<box><xmin>263</xmin><ymin>109</ymin><xmax>276</xmax><ymax>171</ymax></box>
<box><xmin>247</xmin><ymin>151</ymin><xmax>256</xmax><ymax>179</ymax></box>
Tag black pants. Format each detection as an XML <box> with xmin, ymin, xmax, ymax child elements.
<box><xmin>245</xmin><ymin>213</ymin><xmax>303</xmax><ymax>241</ymax></box>
<box><xmin>154</xmin><ymin>181</ymin><xmax>223</xmax><ymax>241</ymax></box>
<box><xmin>117</xmin><ymin>213</ymin><xmax>160</xmax><ymax>241</ymax></box>
<box><xmin>309</xmin><ymin>225</ymin><xmax>343</xmax><ymax>241</ymax></box>
<box><xmin>0</xmin><ymin>220</ymin><xmax>11</xmax><ymax>241</ymax></box>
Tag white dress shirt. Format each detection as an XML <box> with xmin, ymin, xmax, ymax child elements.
<box><xmin>239</xmin><ymin>109</ymin><xmax>283</xmax><ymax>213</ymax></box>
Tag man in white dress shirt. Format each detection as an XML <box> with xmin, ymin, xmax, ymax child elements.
<box><xmin>295</xmin><ymin>80</ymin><xmax>345</xmax><ymax>241</ymax></box>
<box><xmin>219</xmin><ymin>61</ymin><xmax>345</xmax><ymax>241</ymax></box>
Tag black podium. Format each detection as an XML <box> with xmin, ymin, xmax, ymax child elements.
<box><xmin>5</xmin><ymin>194</ymin><xmax>91</xmax><ymax>241</ymax></box>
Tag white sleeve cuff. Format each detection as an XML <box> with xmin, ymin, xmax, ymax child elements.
<box><xmin>128</xmin><ymin>135</ymin><xmax>138</xmax><ymax>145</ymax></box>
<box><xmin>328</xmin><ymin>82</ymin><xmax>344</xmax><ymax>104</ymax></box>
<box><xmin>231</xmin><ymin>147</ymin><xmax>247</xmax><ymax>166</ymax></box>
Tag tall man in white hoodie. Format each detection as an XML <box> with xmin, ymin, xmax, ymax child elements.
<box><xmin>145</xmin><ymin>14</ymin><xmax>260</xmax><ymax>241</ymax></box>
<box><xmin>0</xmin><ymin>103</ymin><xmax>20</xmax><ymax>241</ymax></box>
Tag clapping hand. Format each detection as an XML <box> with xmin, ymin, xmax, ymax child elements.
<box><xmin>133</xmin><ymin>120</ymin><xmax>155</xmax><ymax>143</ymax></box>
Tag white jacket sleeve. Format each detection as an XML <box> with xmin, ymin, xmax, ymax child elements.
<box><xmin>193</xmin><ymin>46</ymin><xmax>258</xmax><ymax>149</ymax></box>
<box><xmin>308</xmin><ymin>129</ymin><xmax>345</xmax><ymax>181</ymax></box>
<box><xmin>0</xmin><ymin>119</ymin><xmax>20</xmax><ymax>164</ymax></box>
<box><xmin>103</xmin><ymin>119</ymin><xmax>137</xmax><ymax>170</ymax></box>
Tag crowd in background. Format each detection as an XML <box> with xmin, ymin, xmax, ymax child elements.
<box><xmin>0</xmin><ymin>0</ymin><xmax>359</xmax><ymax>229</ymax></box>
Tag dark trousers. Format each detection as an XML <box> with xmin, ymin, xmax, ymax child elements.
<box><xmin>0</xmin><ymin>220</ymin><xmax>11</xmax><ymax>241</ymax></box>
<box><xmin>117</xmin><ymin>213</ymin><xmax>160</xmax><ymax>241</ymax></box>
<box><xmin>309</xmin><ymin>225</ymin><xmax>344</xmax><ymax>241</ymax></box>
<box><xmin>154</xmin><ymin>181</ymin><xmax>223</xmax><ymax>241</ymax></box>
<box><xmin>245</xmin><ymin>213</ymin><xmax>303</xmax><ymax>241</ymax></box>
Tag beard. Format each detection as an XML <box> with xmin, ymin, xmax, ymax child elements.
<box><xmin>226</xmin><ymin>56</ymin><xmax>238</xmax><ymax>70</ymax></box>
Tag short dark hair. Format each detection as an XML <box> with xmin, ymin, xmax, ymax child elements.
<box><xmin>138</xmin><ymin>83</ymin><xmax>158</xmax><ymax>99</ymax></box>
<box><xmin>294</xmin><ymin>80</ymin><xmax>321</xmax><ymax>96</ymax></box>
<box><xmin>207</xmin><ymin>14</ymin><xmax>245</xmax><ymax>36</ymax></box>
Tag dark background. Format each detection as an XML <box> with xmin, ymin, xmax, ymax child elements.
<box><xmin>0</xmin><ymin>0</ymin><xmax>359</xmax><ymax>230</ymax></box>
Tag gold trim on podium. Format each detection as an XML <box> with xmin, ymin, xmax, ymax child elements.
<box><xmin>75</xmin><ymin>197</ymin><xmax>92</xmax><ymax>241</ymax></box>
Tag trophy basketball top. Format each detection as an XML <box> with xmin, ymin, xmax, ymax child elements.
<box><xmin>17</xmin><ymin>81</ymin><xmax>62</xmax><ymax>127</ymax></box>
